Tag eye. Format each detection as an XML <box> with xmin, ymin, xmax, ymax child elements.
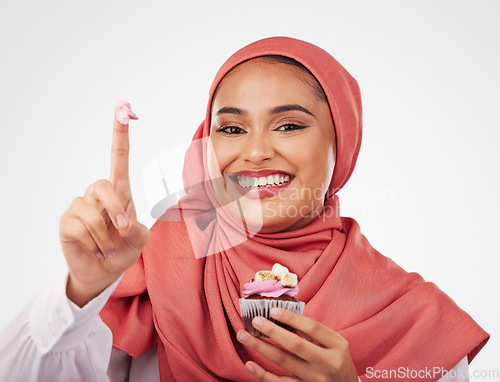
<box><xmin>215</xmin><ymin>125</ymin><xmax>246</xmax><ymax>135</ymax></box>
<box><xmin>275</xmin><ymin>123</ymin><xmax>308</xmax><ymax>132</ymax></box>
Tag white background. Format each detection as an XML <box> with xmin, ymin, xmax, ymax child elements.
<box><xmin>1</xmin><ymin>0</ymin><xmax>499</xmax><ymax>377</ymax></box>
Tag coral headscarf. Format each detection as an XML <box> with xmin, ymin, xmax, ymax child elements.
<box><xmin>100</xmin><ymin>37</ymin><xmax>489</xmax><ymax>381</ymax></box>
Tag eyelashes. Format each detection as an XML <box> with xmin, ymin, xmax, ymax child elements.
<box><xmin>275</xmin><ymin>123</ymin><xmax>308</xmax><ymax>132</ymax></box>
<box><xmin>215</xmin><ymin>123</ymin><xmax>308</xmax><ymax>135</ymax></box>
<box><xmin>216</xmin><ymin>125</ymin><xmax>246</xmax><ymax>135</ymax></box>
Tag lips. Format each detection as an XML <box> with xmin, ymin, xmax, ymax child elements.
<box><xmin>226</xmin><ymin>169</ymin><xmax>294</xmax><ymax>199</ymax></box>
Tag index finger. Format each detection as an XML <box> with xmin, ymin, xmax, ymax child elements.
<box><xmin>269</xmin><ymin>308</ymin><xmax>341</xmax><ymax>349</ymax></box>
<box><xmin>110</xmin><ymin>101</ymin><xmax>138</xmax><ymax>185</ymax></box>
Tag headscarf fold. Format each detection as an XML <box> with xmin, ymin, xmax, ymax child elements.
<box><xmin>100</xmin><ymin>36</ymin><xmax>488</xmax><ymax>381</ymax></box>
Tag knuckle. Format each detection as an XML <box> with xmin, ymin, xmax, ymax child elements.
<box><xmin>302</xmin><ymin>317</ymin><xmax>319</xmax><ymax>333</ymax></box>
<box><xmin>84</xmin><ymin>183</ymin><xmax>93</xmax><ymax>195</ymax></box>
<box><xmin>288</xmin><ymin>338</ymin><xmax>305</xmax><ymax>354</ymax></box>
<box><xmin>315</xmin><ymin>374</ymin><xmax>331</xmax><ymax>382</ymax></box>
<box><xmin>86</xmin><ymin>213</ymin><xmax>104</xmax><ymax>230</ymax></box>
<box><xmin>93</xmin><ymin>179</ymin><xmax>110</xmax><ymax>192</ymax></box>
<box><xmin>283</xmin><ymin>309</ymin><xmax>296</xmax><ymax>324</ymax></box>
<box><xmin>251</xmin><ymin>338</ymin><xmax>263</xmax><ymax>353</ymax></box>
<box><xmin>326</xmin><ymin>359</ymin><xmax>340</xmax><ymax>372</ymax></box>
<box><xmin>112</xmin><ymin>146</ymin><xmax>129</xmax><ymax>157</ymax></box>
<box><xmin>79</xmin><ymin>238</ymin><xmax>98</xmax><ymax>254</ymax></box>
<box><xmin>96</xmin><ymin>178</ymin><xmax>110</xmax><ymax>186</ymax></box>
<box><xmin>339</xmin><ymin>336</ymin><xmax>349</xmax><ymax>351</ymax></box>
<box><xmin>263</xmin><ymin>322</ymin><xmax>275</xmax><ymax>337</ymax></box>
<box><xmin>60</xmin><ymin>215</ymin><xmax>75</xmax><ymax>236</ymax></box>
<box><xmin>72</xmin><ymin>221</ymin><xmax>89</xmax><ymax>239</ymax></box>
<box><xmin>139</xmin><ymin>226</ymin><xmax>151</xmax><ymax>244</ymax></box>
<box><xmin>253</xmin><ymin>367</ymin><xmax>265</xmax><ymax>381</ymax></box>
<box><xmin>273</xmin><ymin>350</ymin><xmax>288</xmax><ymax>367</ymax></box>
<box><xmin>70</xmin><ymin>196</ymin><xmax>83</xmax><ymax>208</ymax></box>
<box><xmin>286</xmin><ymin>310</ymin><xmax>305</xmax><ymax>329</ymax></box>
<box><xmin>60</xmin><ymin>219</ymin><xmax>87</xmax><ymax>243</ymax></box>
<box><xmin>59</xmin><ymin>211</ymin><xmax>69</xmax><ymax>226</ymax></box>
<box><xmin>323</xmin><ymin>351</ymin><xmax>342</xmax><ymax>370</ymax></box>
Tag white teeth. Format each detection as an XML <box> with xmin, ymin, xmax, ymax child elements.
<box><xmin>236</xmin><ymin>173</ymin><xmax>293</xmax><ymax>188</ymax></box>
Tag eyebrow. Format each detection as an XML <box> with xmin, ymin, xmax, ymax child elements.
<box><xmin>215</xmin><ymin>106</ymin><xmax>246</xmax><ymax>116</ymax></box>
<box><xmin>271</xmin><ymin>104</ymin><xmax>314</xmax><ymax>116</ymax></box>
<box><xmin>215</xmin><ymin>104</ymin><xmax>315</xmax><ymax>117</ymax></box>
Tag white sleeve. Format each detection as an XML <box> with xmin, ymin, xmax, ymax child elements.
<box><xmin>437</xmin><ymin>356</ymin><xmax>470</xmax><ymax>382</ymax></box>
<box><xmin>109</xmin><ymin>342</ymin><xmax>160</xmax><ymax>382</ymax></box>
<box><xmin>0</xmin><ymin>270</ymin><xmax>123</xmax><ymax>382</ymax></box>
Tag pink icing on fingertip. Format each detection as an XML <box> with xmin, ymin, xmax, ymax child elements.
<box><xmin>116</xmin><ymin>100</ymin><xmax>130</xmax><ymax>108</ymax></box>
<box><xmin>127</xmin><ymin>109</ymin><xmax>138</xmax><ymax>120</ymax></box>
<box><xmin>115</xmin><ymin>100</ymin><xmax>139</xmax><ymax>125</ymax></box>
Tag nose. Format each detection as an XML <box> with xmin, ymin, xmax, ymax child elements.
<box><xmin>240</xmin><ymin>131</ymin><xmax>274</xmax><ymax>164</ymax></box>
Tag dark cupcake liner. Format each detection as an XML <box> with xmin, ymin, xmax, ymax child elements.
<box><xmin>239</xmin><ymin>298</ymin><xmax>305</xmax><ymax>337</ymax></box>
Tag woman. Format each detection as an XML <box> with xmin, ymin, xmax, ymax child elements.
<box><xmin>0</xmin><ymin>37</ymin><xmax>489</xmax><ymax>381</ymax></box>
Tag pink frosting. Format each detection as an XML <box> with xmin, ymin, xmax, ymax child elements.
<box><xmin>242</xmin><ymin>279</ymin><xmax>299</xmax><ymax>298</ymax></box>
<box><xmin>115</xmin><ymin>100</ymin><xmax>139</xmax><ymax>125</ymax></box>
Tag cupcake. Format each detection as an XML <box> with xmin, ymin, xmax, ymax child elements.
<box><xmin>239</xmin><ymin>263</ymin><xmax>305</xmax><ymax>337</ymax></box>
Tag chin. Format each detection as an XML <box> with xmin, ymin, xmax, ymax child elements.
<box><xmin>247</xmin><ymin>216</ymin><xmax>297</xmax><ymax>234</ymax></box>
<box><xmin>237</xmin><ymin>201</ymin><xmax>319</xmax><ymax>234</ymax></box>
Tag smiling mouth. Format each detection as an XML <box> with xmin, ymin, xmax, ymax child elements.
<box><xmin>231</xmin><ymin>173</ymin><xmax>293</xmax><ymax>188</ymax></box>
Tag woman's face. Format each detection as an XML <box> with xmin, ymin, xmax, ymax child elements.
<box><xmin>208</xmin><ymin>59</ymin><xmax>335</xmax><ymax>233</ymax></box>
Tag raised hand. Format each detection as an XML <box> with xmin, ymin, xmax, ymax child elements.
<box><xmin>59</xmin><ymin>101</ymin><xmax>150</xmax><ymax>307</ymax></box>
<box><xmin>237</xmin><ymin>308</ymin><xmax>358</xmax><ymax>382</ymax></box>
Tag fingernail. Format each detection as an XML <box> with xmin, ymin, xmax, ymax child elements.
<box><xmin>237</xmin><ymin>331</ymin><xmax>249</xmax><ymax>343</ymax></box>
<box><xmin>245</xmin><ymin>363</ymin><xmax>255</xmax><ymax>373</ymax></box>
<box><xmin>117</xmin><ymin>214</ymin><xmax>128</xmax><ymax>229</ymax></box>
<box><xmin>106</xmin><ymin>251</ymin><xmax>116</xmax><ymax>259</ymax></box>
<box><xmin>115</xmin><ymin>101</ymin><xmax>138</xmax><ymax>124</ymax></box>
<box><xmin>252</xmin><ymin>317</ymin><xmax>263</xmax><ymax>328</ymax></box>
<box><xmin>270</xmin><ymin>307</ymin><xmax>282</xmax><ymax>318</ymax></box>
<box><xmin>95</xmin><ymin>251</ymin><xmax>104</xmax><ymax>259</ymax></box>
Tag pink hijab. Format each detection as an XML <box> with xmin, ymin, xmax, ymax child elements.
<box><xmin>100</xmin><ymin>37</ymin><xmax>489</xmax><ymax>381</ymax></box>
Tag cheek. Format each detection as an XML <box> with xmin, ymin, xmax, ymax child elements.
<box><xmin>207</xmin><ymin>136</ymin><xmax>243</xmax><ymax>205</ymax></box>
<box><xmin>207</xmin><ymin>136</ymin><xmax>236</xmax><ymax>176</ymax></box>
<box><xmin>322</xmin><ymin>145</ymin><xmax>336</xmax><ymax>185</ymax></box>
<box><xmin>207</xmin><ymin>137</ymin><xmax>222</xmax><ymax>179</ymax></box>
<box><xmin>294</xmin><ymin>141</ymin><xmax>335</xmax><ymax>191</ymax></box>
<box><xmin>207</xmin><ymin>138</ymin><xmax>227</xmax><ymax>204</ymax></box>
